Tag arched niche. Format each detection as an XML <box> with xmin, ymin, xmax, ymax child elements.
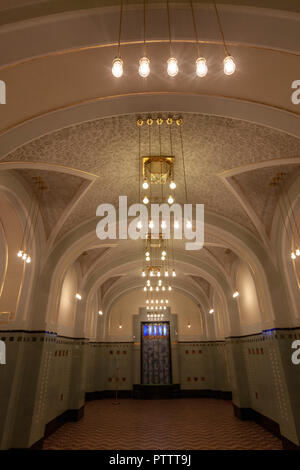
<box><xmin>233</xmin><ymin>259</ymin><xmax>263</xmax><ymax>334</ymax></box>
<box><xmin>56</xmin><ymin>261</ymin><xmax>81</xmax><ymax>337</ymax></box>
<box><xmin>107</xmin><ymin>289</ymin><xmax>204</xmax><ymax>343</ymax></box>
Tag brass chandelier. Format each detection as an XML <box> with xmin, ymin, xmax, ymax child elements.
<box><xmin>136</xmin><ymin>115</ymin><xmax>187</xmax><ymax>312</ymax></box>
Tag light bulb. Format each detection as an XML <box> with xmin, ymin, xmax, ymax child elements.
<box><xmin>145</xmin><ymin>251</ymin><xmax>150</xmax><ymax>257</ymax></box>
<box><xmin>75</xmin><ymin>293</ymin><xmax>82</xmax><ymax>300</ymax></box>
<box><xmin>187</xmin><ymin>323</ymin><xmax>191</xmax><ymax>329</ymax></box>
<box><xmin>161</xmin><ymin>256</ymin><xmax>165</xmax><ymax>261</ymax></box>
<box><xmin>167</xmin><ymin>57</ymin><xmax>178</xmax><ymax>77</ymax></box>
<box><xmin>165</xmin><ymin>271</ymin><xmax>169</xmax><ymax>277</ymax></box>
<box><xmin>168</xmin><ymin>286</ymin><xmax>172</xmax><ymax>291</ymax></box>
<box><xmin>151</xmin><ymin>300</ymin><xmax>154</xmax><ymax>304</ymax></box>
<box><xmin>223</xmin><ymin>55</ymin><xmax>236</xmax><ymax>75</ymax></box>
<box><xmin>137</xmin><ymin>220</ymin><xmax>143</xmax><ymax>229</ymax></box>
<box><xmin>160</xmin><ymin>306</ymin><xmax>162</xmax><ymax>310</ymax></box>
<box><xmin>196</xmin><ymin>57</ymin><xmax>208</xmax><ymax>77</ymax></box>
<box><xmin>209</xmin><ymin>308</ymin><xmax>214</xmax><ymax>314</ymax></box>
<box><xmin>112</xmin><ymin>57</ymin><xmax>124</xmax><ymax>78</ymax></box>
<box><xmin>166</xmin><ymin>299</ymin><xmax>169</xmax><ymax>304</ymax></box>
<box><xmin>296</xmin><ymin>249</ymin><xmax>300</xmax><ymax>256</ymax></box>
<box><xmin>233</xmin><ymin>291</ymin><xmax>239</xmax><ymax>298</ymax></box>
<box><xmin>144</xmin><ymin>287</ymin><xmax>147</xmax><ymax>292</ymax></box>
<box><xmin>164</xmin><ymin>306</ymin><xmax>166</xmax><ymax>310</ymax></box>
<box><xmin>119</xmin><ymin>324</ymin><xmax>123</xmax><ymax>329</ymax></box>
<box><xmin>150</xmin><ymin>271</ymin><xmax>154</xmax><ymax>277</ymax></box>
<box><xmin>158</xmin><ymin>280</ymin><xmax>162</xmax><ymax>286</ymax></box>
<box><xmin>174</xmin><ymin>220</ymin><xmax>179</xmax><ymax>229</ymax></box>
<box><xmin>291</xmin><ymin>252</ymin><xmax>296</xmax><ymax>260</ymax></box>
<box><xmin>161</xmin><ymin>220</ymin><xmax>167</xmax><ymax>229</ymax></box>
<box><xmin>142</xmin><ymin>180</ymin><xmax>149</xmax><ymax>189</ymax></box>
<box><xmin>146</xmin><ymin>256</ymin><xmax>150</xmax><ymax>261</ymax></box>
<box><xmin>17</xmin><ymin>250</ymin><xmax>23</xmax><ymax>258</ymax></box>
<box><xmin>172</xmin><ymin>270</ymin><xmax>176</xmax><ymax>277</ymax></box>
<box><xmin>162</xmin><ymin>286</ymin><xmax>166</xmax><ymax>291</ymax></box>
<box><xmin>26</xmin><ymin>256</ymin><xmax>31</xmax><ymax>264</ymax></box>
<box><xmin>149</xmin><ymin>220</ymin><xmax>154</xmax><ymax>229</ymax></box>
<box><xmin>169</xmin><ymin>181</ymin><xmax>176</xmax><ymax>190</ymax></box>
<box><xmin>139</xmin><ymin>57</ymin><xmax>150</xmax><ymax>78</ymax></box>
<box><xmin>146</xmin><ymin>299</ymin><xmax>149</xmax><ymax>304</ymax></box>
<box><xmin>150</xmin><ymin>286</ymin><xmax>153</xmax><ymax>291</ymax></box>
<box><xmin>143</xmin><ymin>196</ymin><xmax>149</xmax><ymax>204</ymax></box>
<box><xmin>186</xmin><ymin>219</ymin><xmax>192</xmax><ymax>229</ymax></box>
<box><xmin>147</xmin><ymin>280</ymin><xmax>150</xmax><ymax>286</ymax></box>
<box><xmin>156</xmin><ymin>287</ymin><xmax>159</xmax><ymax>291</ymax></box>
<box><xmin>157</xmin><ymin>271</ymin><xmax>161</xmax><ymax>277</ymax></box>
<box><xmin>98</xmin><ymin>310</ymin><xmax>103</xmax><ymax>315</ymax></box>
<box><xmin>142</xmin><ymin>270</ymin><xmax>146</xmax><ymax>277</ymax></box>
<box><xmin>156</xmin><ymin>300</ymin><xmax>159</xmax><ymax>304</ymax></box>
<box><xmin>168</xmin><ymin>195</ymin><xmax>174</xmax><ymax>204</ymax></box>
<box><xmin>162</xmin><ymin>250</ymin><xmax>167</xmax><ymax>257</ymax></box>
<box><xmin>22</xmin><ymin>253</ymin><xmax>27</xmax><ymax>260</ymax></box>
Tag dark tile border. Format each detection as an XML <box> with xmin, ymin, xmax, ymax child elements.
<box><xmin>233</xmin><ymin>404</ymin><xmax>300</xmax><ymax>450</ymax></box>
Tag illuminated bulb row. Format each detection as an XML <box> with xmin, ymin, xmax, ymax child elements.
<box><xmin>291</xmin><ymin>249</ymin><xmax>300</xmax><ymax>260</ymax></box>
<box><xmin>112</xmin><ymin>56</ymin><xmax>236</xmax><ymax>78</ymax></box>
<box><xmin>145</xmin><ymin>269</ymin><xmax>176</xmax><ymax>277</ymax></box>
<box><xmin>145</xmin><ymin>285</ymin><xmax>172</xmax><ymax>292</ymax></box>
<box><xmin>147</xmin><ymin>299</ymin><xmax>169</xmax><ymax>304</ymax></box>
<box><xmin>17</xmin><ymin>250</ymin><xmax>31</xmax><ymax>263</ymax></box>
<box><xmin>143</xmin><ymin>196</ymin><xmax>174</xmax><ymax>205</ymax></box>
<box><xmin>147</xmin><ymin>306</ymin><xmax>167</xmax><ymax>310</ymax></box>
<box><xmin>143</xmin><ymin>180</ymin><xmax>176</xmax><ymax>190</ymax></box>
<box><xmin>147</xmin><ymin>313</ymin><xmax>165</xmax><ymax>318</ymax></box>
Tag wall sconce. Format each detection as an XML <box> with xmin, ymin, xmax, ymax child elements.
<box><xmin>209</xmin><ymin>308</ymin><xmax>214</xmax><ymax>314</ymax></box>
<box><xmin>98</xmin><ymin>310</ymin><xmax>103</xmax><ymax>315</ymax></box>
<box><xmin>233</xmin><ymin>291</ymin><xmax>239</xmax><ymax>298</ymax></box>
<box><xmin>187</xmin><ymin>322</ymin><xmax>191</xmax><ymax>329</ymax></box>
<box><xmin>75</xmin><ymin>293</ymin><xmax>82</xmax><ymax>300</ymax></box>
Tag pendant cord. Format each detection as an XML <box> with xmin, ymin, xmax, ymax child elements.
<box><xmin>143</xmin><ymin>0</ymin><xmax>147</xmax><ymax>56</ymax></box>
<box><xmin>190</xmin><ymin>1</ymin><xmax>200</xmax><ymax>58</ymax></box>
<box><xmin>213</xmin><ymin>0</ymin><xmax>229</xmax><ymax>56</ymax></box>
<box><xmin>179</xmin><ymin>123</ymin><xmax>188</xmax><ymax>204</ymax></box>
<box><xmin>117</xmin><ymin>0</ymin><xmax>123</xmax><ymax>58</ymax></box>
<box><xmin>167</xmin><ymin>0</ymin><xmax>172</xmax><ymax>57</ymax></box>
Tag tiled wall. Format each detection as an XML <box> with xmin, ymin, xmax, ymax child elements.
<box><xmin>178</xmin><ymin>341</ymin><xmax>230</xmax><ymax>392</ymax></box>
<box><xmin>1</xmin><ymin>329</ymin><xmax>300</xmax><ymax>448</ymax></box>
<box><xmin>227</xmin><ymin>329</ymin><xmax>300</xmax><ymax>445</ymax></box>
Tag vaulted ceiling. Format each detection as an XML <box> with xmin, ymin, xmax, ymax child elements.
<box><xmin>0</xmin><ymin>1</ymin><xmax>299</xmax><ymax>319</ymax></box>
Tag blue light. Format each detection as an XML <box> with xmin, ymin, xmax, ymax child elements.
<box><xmin>149</xmin><ymin>325</ymin><xmax>152</xmax><ymax>336</ymax></box>
<box><xmin>163</xmin><ymin>325</ymin><xmax>167</xmax><ymax>336</ymax></box>
<box><xmin>153</xmin><ymin>325</ymin><xmax>157</xmax><ymax>336</ymax></box>
<box><xmin>158</xmin><ymin>325</ymin><xmax>163</xmax><ymax>336</ymax></box>
<box><xmin>143</xmin><ymin>325</ymin><xmax>148</xmax><ymax>336</ymax></box>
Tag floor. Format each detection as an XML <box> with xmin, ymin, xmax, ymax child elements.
<box><xmin>43</xmin><ymin>398</ymin><xmax>282</xmax><ymax>450</ymax></box>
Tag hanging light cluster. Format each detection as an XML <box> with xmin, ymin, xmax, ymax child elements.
<box><xmin>137</xmin><ymin>116</ymin><xmax>184</xmax><ymax>312</ymax></box>
<box><xmin>17</xmin><ymin>177</ymin><xmax>46</xmax><ymax>265</ymax></box>
<box><xmin>112</xmin><ymin>0</ymin><xmax>236</xmax><ymax>79</ymax></box>
<box><xmin>270</xmin><ymin>172</ymin><xmax>300</xmax><ymax>261</ymax></box>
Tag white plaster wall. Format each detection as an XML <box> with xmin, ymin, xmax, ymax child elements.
<box><xmin>57</xmin><ymin>263</ymin><xmax>78</xmax><ymax>337</ymax></box>
<box><xmin>108</xmin><ymin>289</ymin><xmax>203</xmax><ymax>342</ymax></box>
<box><xmin>235</xmin><ymin>260</ymin><xmax>262</xmax><ymax>334</ymax></box>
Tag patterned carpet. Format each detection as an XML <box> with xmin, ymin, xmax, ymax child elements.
<box><xmin>43</xmin><ymin>398</ymin><xmax>282</xmax><ymax>450</ymax></box>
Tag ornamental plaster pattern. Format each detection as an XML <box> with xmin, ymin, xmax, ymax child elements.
<box><xmin>5</xmin><ymin>113</ymin><xmax>300</xmax><ymax>244</ymax></box>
